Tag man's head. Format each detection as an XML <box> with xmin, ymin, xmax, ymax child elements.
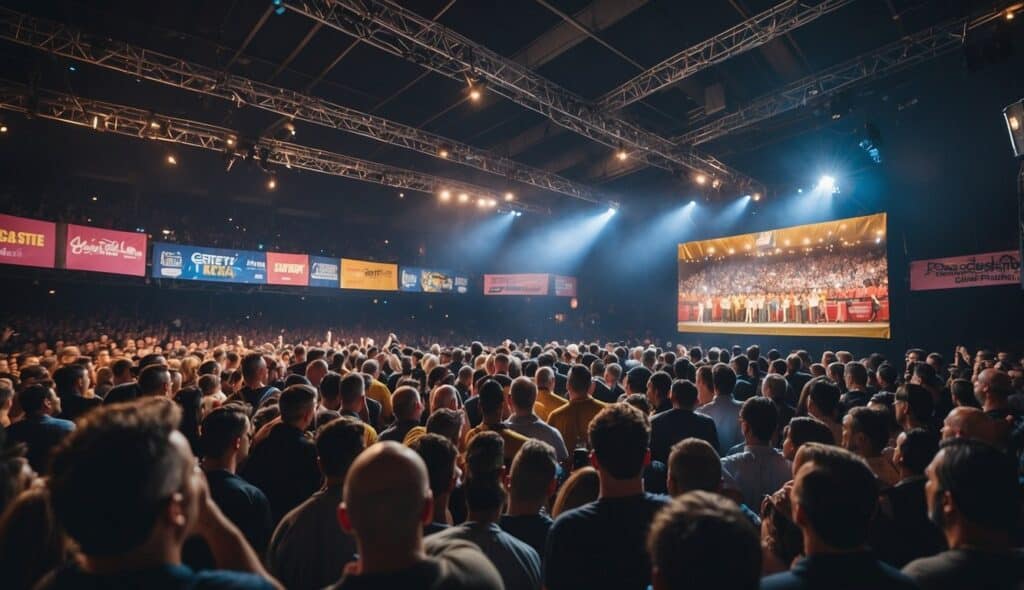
<box><xmin>138</xmin><ymin>365</ymin><xmax>172</xmax><ymax>397</ymax></box>
<box><xmin>974</xmin><ymin>369</ymin><xmax>1012</xmax><ymax>407</ymax></box>
<box><xmin>199</xmin><ymin>406</ymin><xmax>251</xmax><ymax>463</ymax></box>
<box><xmin>463</xmin><ymin>432</ymin><xmax>507</xmax><ymax>517</ymax></box>
<box><xmin>669</xmin><ymin>379</ymin><xmax>699</xmax><ymax>410</ymax></box>
<box><xmin>589</xmin><ymin>404</ymin><xmax>650</xmax><ymax>481</ymax></box>
<box><xmin>648</xmin><ymin>491</ymin><xmax>760</xmax><ymax>590</ymax></box>
<box><xmin>567</xmin><ymin>364</ymin><xmax>594</xmax><ymax>398</ymax></box>
<box><xmin>279</xmin><ymin>384</ymin><xmax>317</xmax><ymax>429</ymax></box>
<box><xmin>926</xmin><ymin>439</ymin><xmax>1019</xmax><ymax>540</ymax></box>
<box><xmin>893</xmin><ymin>428</ymin><xmax>938</xmax><ymax>478</ymax></box>
<box><xmin>807</xmin><ymin>379</ymin><xmax>841</xmax><ymax>421</ymax></box>
<box><xmin>876</xmin><ymin>362</ymin><xmax>898</xmax><ymax>391</ymax></box>
<box><xmin>18</xmin><ymin>384</ymin><xmax>60</xmax><ymax>417</ymax></box>
<box><xmin>411</xmin><ymin>433</ymin><xmax>457</xmax><ymax>502</ymax></box>
<box><xmin>782</xmin><ymin>417</ymin><xmax>835</xmax><ymax>461</ymax></box>
<box><xmin>305</xmin><ymin>359</ymin><xmax>329</xmax><ymax>390</ymax></box>
<box><xmin>240</xmin><ymin>352</ymin><xmax>267</xmax><ymax>385</ymax></box>
<box><xmin>111</xmin><ymin>359</ymin><xmax>134</xmax><ymax>384</ymax></box>
<box><xmin>666</xmin><ymin>438</ymin><xmax>721</xmax><ymax>496</ymax></box>
<box><xmin>339</xmin><ymin>373</ymin><xmax>366</xmax><ymax>413</ymax></box>
<box><xmin>646</xmin><ymin>371</ymin><xmax>672</xmax><ymax>409</ymax></box>
<box><xmin>625</xmin><ymin>366</ymin><xmax>652</xmax><ymax>396</ymax></box>
<box><xmin>534</xmin><ymin>366</ymin><xmax>555</xmax><ymax>391</ymax></box>
<box><xmin>711</xmin><ymin>363</ymin><xmax>736</xmax><ymax>397</ymax></box>
<box><xmin>842</xmin><ymin>407</ymin><xmax>889</xmax><ymax>458</ymax></box>
<box><xmin>54</xmin><ymin>364</ymin><xmax>89</xmax><ymax>397</ymax></box>
<box><xmin>49</xmin><ymin>399</ymin><xmax>198</xmax><ymax>558</ymax></box>
<box><xmin>761</xmin><ymin>373</ymin><xmax>787</xmax><ymax>402</ymax></box>
<box><xmin>791</xmin><ymin>445</ymin><xmax>878</xmax><ymax>551</ymax></box>
<box><xmin>509</xmin><ymin>376</ymin><xmax>538</xmax><ymax>415</ymax></box>
<box><xmin>425</xmin><ymin>408</ymin><xmax>462</xmax><ymax>445</ymax></box>
<box><xmin>339</xmin><ymin>442</ymin><xmax>432</xmax><ymax>557</ymax></box>
<box><xmin>392</xmin><ymin>386</ymin><xmax>424</xmax><ymax>423</ymax></box>
<box><xmin>508</xmin><ymin>439</ymin><xmax>557</xmax><ymax>506</ymax></box>
<box><xmin>844</xmin><ymin>362</ymin><xmax>868</xmax><ymax>391</ymax></box>
<box><xmin>316</xmin><ymin>416</ymin><xmax>367</xmax><ymax>480</ymax></box>
<box><xmin>319</xmin><ymin>372</ymin><xmax>344</xmax><ymax>411</ymax></box>
<box><xmin>894</xmin><ymin>384</ymin><xmax>934</xmax><ymax>428</ymax></box>
<box><xmin>739</xmin><ymin>397</ymin><xmax>777</xmax><ymax>446</ymax></box>
<box><xmin>941</xmin><ymin>406</ymin><xmax>992</xmax><ymax>442</ymax></box>
<box><xmin>477</xmin><ymin>379</ymin><xmax>506</xmax><ymax>422</ymax></box>
<box><xmin>360</xmin><ymin>359</ymin><xmax>380</xmax><ymax>379</ymax></box>
<box><xmin>429</xmin><ymin>384</ymin><xmax>460</xmax><ymax>413</ymax></box>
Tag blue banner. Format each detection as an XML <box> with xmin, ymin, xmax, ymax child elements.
<box><xmin>309</xmin><ymin>256</ymin><xmax>341</xmax><ymax>288</ymax></box>
<box><xmin>151</xmin><ymin>242</ymin><xmax>266</xmax><ymax>284</ymax></box>
<box><xmin>400</xmin><ymin>267</ymin><xmax>467</xmax><ymax>293</ymax></box>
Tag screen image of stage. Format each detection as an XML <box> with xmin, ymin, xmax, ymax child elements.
<box><xmin>678</xmin><ymin>213</ymin><xmax>890</xmax><ymax>339</ymax></box>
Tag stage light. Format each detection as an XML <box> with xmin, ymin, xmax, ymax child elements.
<box><xmin>267</xmin><ymin>176</ymin><xmax>277</xmax><ymax>190</ymax></box>
<box><xmin>166</xmin><ymin>154</ymin><xmax>177</xmax><ymax>166</ymax></box>
<box><xmin>90</xmin><ymin>196</ymin><xmax>97</xmax><ymax>202</ymax></box>
<box><xmin>468</xmin><ymin>87</ymin><xmax>482</xmax><ymax>102</ymax></box>
<box><xmin>708</xmin><ymin>246</ymin><xmax>716</xmax><ymax>254</ymax></box>
<box><xmin>225</xmin><ymin>136</ymin><xmax>236</xmax><ymax>147</ymax></box>
<box><xmin>284</xmin><ymin>122</ymin><xmax>296</xmax><ymax>136</ymax></box>
<box><xmin>615</xmin><ymin>147</ymin><xmax>628</xmax><ymax>161</ymax></box>
<box><xmin>784</xmin><ymin>239</ymin><xmax>791</xmax><ymax>246</ymax></box>
<box><xmin>458</xmin><ymin>192</ymin><xmax>470</xmax><ymax>203</ymax></box>
<box><xmin>752</xmin><ymin>192</ymin><xmax>762</xmax><ymax>201</ymax></box>
<box><xmin>0</xmin><ymin>124</ymin><xmax>7</xmax><ymax>133</ymax></box>
<box><xmin>606</xmin><ymin>206</ymin><xmax>617</xmax><ymax>215</ymax></box>
<box><xmin>398</xmin><ymin>192</ymin><xmax>405</xmax><ymax>198</ymax></box>
<box><xmin>68</xmin><ymin>65</ymin><xmax>76</xmax><ymax>72</ymax></box>
<box><xmin>48</xmin><ymin>289</ymin><xmax>56</xmax><ymax>295</ymax></box>
<box><xmin>744</xmin><ymin>244</ymin><xmax>751</xmax><ymax>251</ymax></box>
<box><xmin>1004</xmin><ymin>99</ymin><xmax>1024</xmax><ymax>158</ymax></box>
<box><xmin>438</xmin><ymin>148</ymin><xmax>449</xmax><ymax>159</ymax></box>
<box><xmin>91</xmin><ymin>115</ymin><xmax>99</xmax><ymax>129</ymax></box>
<box><xmin>802</xmin><ymin>237</ymin><xmax>810</xmax><ymax>245</ymax></box>
<box><xmin>476</xmin><ymin>198</ymin><xmax>486</xmax><ymax>208</ymax></box>
<box><xmin>1007</xmin><ymin>9</ymin><xmax>1015</xmax><ymax>20</ymax></box>
<box><xmin>161</xmin><ymin>229</ymin><xmax>172</xmax><ymax>236</ymax></box>
<box><xmin>694</xmin><ymin>173</ymin><xmax>707</xmax><ymax>185</ymax></box>
<box><xmin>440</xmin><ymin>190</ymin><xmax>452</xmax><ymax>201</ymax></box>
<box><xmin>728</xmin><ymin>248</ymin><xmax>735</xmax><ymax>254</ymax></box>
<box><xmin>711</xmin><ymin>178</ymin><xmax>721</xmax><ymax>189</ymax></box>
<box><xmin>817</xmin><ymin>175</ymin><xmax>838</xmax><ymax>194</ymax></box>
<box><xmin>688</xmin><ymin>199</ymin><xmax>696</xmax><ymax>207</ymax></box>
<box><xmin>504</xmin><ymin>192</ymin><xmax>515</xmax><ymax>201</ymax></box>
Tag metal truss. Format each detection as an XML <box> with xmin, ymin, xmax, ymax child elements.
<box><xmin>283</xmin><ymin>0</ymin><xmax>762</xmax><ymax>190</ymax></box>
<box><xmin>675</xmin><ymin>4</ymin><xmax>1018</xmax><ymax>146</ymax></box>
<box><xmin>0</xmin><ymin>80</ymin><xmax>543</xmax><ymax>212</ymax></box>
<box><xmin>597</xmin><ymin>0</ymin><xmax>854</xmax><ymax>113</ymax></box>
<box><xmin>0</xmin><ymin>8</ymin><xmax>595</xmax><ymax>205</ymax></box>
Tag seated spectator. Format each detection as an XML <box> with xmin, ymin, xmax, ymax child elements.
<box><xmin>504</xmin><ymin>377</ymin><xmax>569</xmax><ymax>462</ymax></box>
<box><xmin>760</xmin><ymin>445</ymin><xmax>916</xmax><ymax>590</ymax></box>
<box><xmin>6</xmin><ymin>385</ymin><xmax>75</xmax><ymax>473</ymax></box>
<box><xmin>902</xmin><ymin>439</ymin><xmax>1024</xmax><ymax>589</ymax></box>
<box><xmin>721</xmin><ymin>397</ymin><xmax>792</xmax><ymax>508</ymax></box>
<box><xmin>411</xmin><ymin>433</ymin><xmax>458</xmax><ymax>534</ymax></box>
<box><xmin>332</xmin><ymin>442</ymin><xmax>502</xmax><ymax>589</ymax></box>
<box><xmin>426</xmin><ymin>431</ymin><xmax>542</xmax><ymax>590</ymax></box>
<box><xmin>551</xmin><ymin>466</ymin><xmax>599</xmax><ymax>517</ymax></box>
<box><xmin>41</xmin><ymin>399</ymin><xmax>279</xmax><ymax>589</ymax></box>
<box><xmin>650</xmin><ymin>379</ymin><xmax>719</xmax><ymax>462</ymax></box>
<box><xmin>500</xmin><ymin>439</ymin><xmax>557</xmax><ymax>558</ymax></box>
<box><xmin>267</xmin><ymin>417</ymin><xmax>365</xmax><ymax>590</ymax></box>
<box><xmin>547</xmin><ymin>365</ymin><xmax>607</xmax><ymax>451</ymax></box>
<box><xmin>241</xmin><ymin>385</ymin><xmax>322</xmax><ymax>523</ymax></box>
<box><xmin>843</xmin><ymin>406</ymin><xmax>899</xmax><ymax>487</ymax></box>
<box><xmin>545</xmin><ymin>404</ymin><xmax>668</xmax><ymax>590</ymax></box>
<box><xmin>699</xmin><ymin>364</ymin><xmax>744</xmax><ymax>451</ymax></box>
<box><xmin>648</xmin><ymin>491</ymin><xmax>761</xmax><ymax>590</ymax></box>
<box><xmin>379</xmin><ymin>386</ymin><xmax>423</xmax><ymax>443</ymax></box>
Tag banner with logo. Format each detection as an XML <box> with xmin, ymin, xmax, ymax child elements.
<box><xmin>151</xmin><ymin>243</ymin><xmax>266</xmax><ymax>284</ymax></box>
<box><xmin>266</xmin><ymin>252</ymin><xmax>309</xmax><ymax>286</ymax></box>
<box><xmin>0</xmin><ymin>214</ymin><xmax>56</xmax><ymax>269</ymax></box>
<box><xmin>309</xmin><ymin>256</ymin><xmax>340</xmax><ymax>288</ymax></box>
<box><xmin>910</xmin><ymin>250</ymin><xmax>1020</xmax><ymax>291</ymax></box>
<box><xmin>554</xmin><ymin>275</ymin><xmax>578</xmax><ymax>297</ymax></box>
<box><xmin>64</xmin><ymin>224</ymin><xmax>147</xmax><ymax>276</ymax></box>
<box><xmin>340</xmin><ymin>258</ymin><xmax>398</xmax><ymax>291</ymax></box>
<box><xmin>400</xmin><ymin>267</ymin><xmax>467</xmax><ymax>293</ymax></box>
<box><xmin>484</xmin><ymin>273</ymin><xmax>550</xmax><ymax>296</ymax></box>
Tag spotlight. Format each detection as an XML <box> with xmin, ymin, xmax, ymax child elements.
<box><xmin>504</xmin><ymin>192</ymin><xmax>515</xmax><ymax>201</ymax></box>
<box><xmin>1004</xmin><ymin>99</ymin><xmax>1024</xmax><ymax>158</ymax></box>
<box><xmin>487</xmin><ymin>198</ymin><xmax>497</xmax><ymax>207</ymax></box>
<box><xmin>817</xmin><ymin>175</ymin><xmax>837</xmax><ymax>193</ymax></box>
<box><xmin>225</xmin><ymin>136</ymin><xmax>236</xmax><ymax>147</ymax></box>
<box><xmin>1007</xmin><ymin>10</ymin><xmax>1015</xmax><ymax>20</ymax></box>
<box><xmin>797</xmin><ymin>188</ymin><xmax>803</xmax><ymax>194</ymax></box>
<box><xmin>0</xmin><ymin>124</ymin><xmax>7</xmax><ymax>133</ymax></box>
<box><xmin>398</xmin><ymin>192</ymin><xmax>405</xmax><ymax>198</ymax></box>
<box><xmin>688</xmin><ymin>199</ymin><xmax>696</xmax><ymax>206</ymax></box>
<box><xmin>606</xmin><ymin>206</ymin><xmax>618</xmax><ymax>215</ymax></box>
<box><xmin>438</xmin><ymin>148</ymin><xmax>449</xmax><ymax>159</ymax></box>
<box><xmin>477</xmin><ymin>198</ymin><xmax>487</xmax><ymax>208</ymax></box>
<box><xmin>267</xmin><ymin>176</ymin><xmax>277</xmax><ymax>190</ymax></box>
<box><xmin>615</xmin><ymin>147</ymin><xmax>628</xmax><ymax>161</ymax></box>
<box><xmin>440</xmin><ymin>190</ymin><xmax>452</xmax><ymax>201</ymax></box>
<box><xmin>694</xmin><ymin>173</ymin><xmax>707</xmax><ymax>185</ymax></box>
<box><xmin>91</xmin><ymin>115</ymin><xmax>99</xmax><ymax>129</ymax></box>
<box><xmin>711</xmin><ymin>178</ymin><xmax>721</xmax><ymax>189</ymax></box>
<box><xmin>468</xmin><ymin>86</ymin><xmax>482</xmax><ymax>102</ymax></box>
<box><xmin>90</xmin><ymin>196</ymin><xmax>98</xmax><ymax>202</ymax></box>
<box><xmin>458</xmin><ymin>192</ymin><xmax>469</xmax><ymax>203</ymax></box>
<box><xmin>284</xmin><ymin>122</ymin><xmax>296</xmax><ymax>136</ymax></box>
<box><xmin>166</xmin><ymin>154</ymin><xmax>177</xmax><ymax>166</ymax></box>
<box><xmin>752</xmin><ymin>192</ymin><xmax>761</xmax><ymax>201</ymax></box>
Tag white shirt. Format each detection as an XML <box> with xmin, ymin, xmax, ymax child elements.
<box><xmin>721</xmin><ymin>445</ymin><xmax>793</xmax><ymax>508</ymax></box>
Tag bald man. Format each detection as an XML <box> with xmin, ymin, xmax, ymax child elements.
<box><xmin>532</xmin><ymin>367</ymin><xmax>567</xmax><ymax>421</ymax></box>
<box><xmin>331</xmin><ymin>442</ymin><xmax>501</xmax><ymax>589</ymax></box>
<box><xmin>974</xmin><ymin>369</ymin><xmax>1016</xmax><ymax>419</ymax></box>
<box><xmin>941</xmin><ymin>407</ymin><xmax>992</xmax><ymax>443</ymax></box>
<box><xmin>430</xmin><ymin>385</ymin><xmax>461</xmax><ymax>413</ymax></box>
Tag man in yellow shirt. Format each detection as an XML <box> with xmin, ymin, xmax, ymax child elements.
<box><xmin>533</xmin><ymin>367</ymin><xmax>567</xmax><ymax>421</ymax></box>
<box><xmin>547</xmin><ymin>365</ymin><xmax>607</xmax><ymax>451</ymax></box>
<box><xmin>461</xmin><ymin>379</ymin><xmax>529</xmax><ymax>464</ymax></box>
<box><xmin>361</xmin><ymin>359</ymin><xmax>394</xmax><ymax>425</ymax></box>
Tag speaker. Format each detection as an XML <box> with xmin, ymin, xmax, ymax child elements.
<box><xmin>1005</xmin><ymin>99</ymin><xmax>1024</xmax><ymax>158</ymax></box>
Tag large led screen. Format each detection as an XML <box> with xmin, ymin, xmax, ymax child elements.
<box><xmin>677</xmin><ymin>213</ymin><xmax>890</xmax><ymax>339</ymax></box>
<box><xmin>64</xmin><ymin>224</ymin><xmax>147</xmax><ymax>276</ymax></box>
<box><xmin>151</xmin><ymin>243</ymin><xmax>267</xmax><ymax>284</ymax></box>
<box><xmin>0</xmin><ymin>214</ymin><xmax>56</xmax><ymax>269</ymax></box>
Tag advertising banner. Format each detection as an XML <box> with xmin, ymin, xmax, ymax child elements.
<box><xmin>483</xmin><ymin>273</ymin><xmax>550</xmax><ymax>296</ymax></box>
<box><xmin>266</xmin><ymin>252</ymin><xmax>309</xmax><ymax>286</ymax></box>
<box><xmin>400</xmin><ymin>267</ymin><xmax>466</xmax><ymax>293</ymax></box>
<box><xmin>309</xmin><ymin>256</ymin><xmax>340</xmax><ymax>288</ymax></box>
<box><xmin>454</xmin><ymin>275</ymin><xmax>469</xmax><ymax>294</ymax></box>
<box><xmin>340</xmin><ymin>258</ymin><xmax>398</xmax><ymax>291</ymax></box>
<box><xmin>910</xmin><ymin>250</ymin><xmax>1020</xmax><ymax>291</ymax></box>
<box><xmin>64</xmin><ymin>224</ymin><xmax>147</xmax><ymax>276</ymax></box>
<box><xmin>151</xmin><ymin>242</ymin><xmax>266</xmax><ymax>284</ymax></box>
<box><xmin>554</xmin><ymin>275</ymin><xmax>578</xmax><ymax>297</ymax></box>
<box><xmin>0</xmin><ymin>214</ymin><xmax>56</xmax><ymax>269</ymax></box>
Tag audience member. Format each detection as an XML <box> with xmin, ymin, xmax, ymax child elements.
<box><xmin>699</xmin><ymin>363</ymin><xmax>744</xmax><ymax>451</ymax></box>
<box><xmin>650</xmin><ymin>379</ymin><xmax>719</xmax><ymax>462</ymax></box>
<box><xmin>721</xmin><ymin>397</ymin><xmax>792</xmax><ymax>508</ymax></box>
<box><xmin>500</xmin><ymin>439</ymin><xmax>557</xmax><ymax>558</ymax></box>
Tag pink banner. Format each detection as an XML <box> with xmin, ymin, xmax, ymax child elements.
<box><xmin>484</xmin><ymin>273</ymin><xmax>550</xmax><ymax>296</ymax></box>
<box><xmin>0</xmin><ymin>214</ymin><xmax>56</xmax><ymax>269</ymax></box>
<box><xmin>554</xmin><ymin>275</ymin><xmax>577</xmax><ymax>297</ymax></box>
<box><xmin>910</xmin><ymin>250</ymin><xmax>1020</xmax><ymax>291</ymax></box>
<box><xmin>266</xmin><ymin>252</ymin><xmax>309</xmax><ymax>286</ymax></box>
<box><xmin>65</xmin><ymin>224</ymin><xmax>147</xmax><ymax>276</ymax></box>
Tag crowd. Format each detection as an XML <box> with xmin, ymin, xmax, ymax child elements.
<box><xmin>0</xmin><ymin>328</ymin><xmax>1023</xmax><ymax>590</ymax></box>
<box><xmin>679</xmin><ymin>250</ymin><xmax>889</xmax><ymax>323</ymax></box>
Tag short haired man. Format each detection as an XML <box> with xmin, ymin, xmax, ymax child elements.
<box><xmin>378</xmin><ymin>386</ymin><xmax>424</xmax><ymax>443</ymax></box>
<box><xmin>500</xmin><ymin>439</ymin><xmax>558</xmax><ymax>557</ymax></box>
<box><xmin>360</xmin><ymin>359</ymin><xmax>395</xmax><ymax>425</ymax></box>
<box><xmin>646</xmin><ymin>371</ymin><xmax>673</xmax><ymax>414</ymax></box>
<box><xmin>721</xmin><ymin>397</ymin><xmax>792</xmax><ymax>508</ymax></box>
<box><xmin>41</xmin><ymin>399</ymin><xmax>279</xmax><ymax>589</ymax></box>
<box><xmin>781</xmin><ymin>417</ymin><xmax>835</xmax><ymax>461</ymax></box>
<box><xmin>667</xmin><ymin>438</ymin><xmax>723</xmax><ymax>497</ymax></box>
<box><xmin>940</xmin><ymin>406</ymin><xmax>993</xmax><ymax>444</ymax></box>
<box><xmin>241</xmin><ymin>385</ymin><xmax>322</xmax><ymax>523</ymax></box>
<box><xmin>545</xmin><ymin>404</ymin><xmax>669</xmax><ymax>590</ymax></box>
<box><xmin>410</xmin><ymin>433</ymin><xmax>458</xmax><ymax>534</ymax></box>
<box><xmin>762</xmin><ymin>373</ymin><xmax>796</xmax><ymax>447</ymax></box>
<box><xmin>648</xmin><ymin>491</ymin><xmax>761</xmax><ymax>590</ymax></box>
<box><xmin>902</xmin><ymin>440</ymin><xmax>1024</xmax><ymax>589</ymax></box>
<box><xmin>785</xmin><ymin>354</ymin><xmax>812</xmax><ymax>407</ymax></box>
<box><xmin>462</xmin><ymin>379</ymin><xmax>530</xmax><ymax>464</ymax></box>
<box><xmin>841</xmin><ymin>361</ymin><xmax>871</xmax><ymax>413</ymax></box>
<box><xmin>698</xmin><ymin>363</ymin><xmax>744</xmax><ymax>451</ymax></box>
<box><xmin>6</xmin><ymin>385</ymin><xmax>75</xmax><ymax>473</ymax></box>
<box><xmin>546</xmin><ymin>365</ymin><xmax>607</xmax><ymax>451</ymax></box>
<box><xmin>267</xmin><ymin>417</ymin><xmax>366</xmax><ymax>590</ymax></box>
<box><xmin>807</xmin><ymin>379</ymin><xmax>844</xmax><ymax>444</ymax></box>
<box><xmin>895</xmin><ymin>384</ymin><xmax>934</xmax><ymax>432</ymax></box>
<box><xmin>53</xmin><ymin>363</ymin><xmax>100</xmax><ymax>422</ymax></box>
<box><xmin>650</xmin><ymin>379</ymin><xmax>719</xmax><ymax>462</ymax></box>
<box><xmin>600</xmin><ymin>363</ymin><xmax>625</xmax><ymax>404</ymax></box>
<box><xmin>843</xmin><ymin>407</ymin><xmax>899</xmax><ymax>486</ymax></box>
<box><xmin>237</xmin><ymin>353</ymin><xmax>279</xmax><ymax>411</ymax></box>
<box><xmin>760</xmin><ymin>446</ymin><xmax>916</xmax><ymax>590</ymax></box>
<box><xmin>503</xmin><ymin>377</ymin><xmax>569</xmax><ymax>462</ymax></box>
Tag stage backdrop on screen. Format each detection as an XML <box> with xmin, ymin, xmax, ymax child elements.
<box><xmin>677</xmin><ymin>213</ymin><xmax>890</xmax><ymax>339</ymax></box>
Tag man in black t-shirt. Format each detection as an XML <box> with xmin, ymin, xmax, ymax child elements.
<box><xmin>545</xmin><ymin>404</ymin><xmax>669</xmax><ymax>590</ymax></box>
<box><xmin>53</xmin><ymin>364</ymin><xmax>101</xmax><ymax>422</ymax></box>
<box><xmin>329</xmin><ymin>442</ymin><xmax>501</xmax><ymax>590</ymax></box>
<box><xmin>500</xmin><ymin>439</ymin><xmax>557</xmax><ymax>558</ymax></box>
<box><xmin>235</xmin><ymin>353</ymin><xmax>279</xmax><ymax>412</ymax></box>
<box><xmin>903</xmin><ymin>439</ymin><xmax>1024</xmax><ymax>590</ymax></box>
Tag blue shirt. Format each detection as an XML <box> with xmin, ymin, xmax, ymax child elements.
<box><xmin>427</xmin><ymin>521</ymin><xmax>541</xmax><ymax>590</ymax></box>
<box><xmin>37</xmin><ymin>562</ymin><xmax>274</xmax><ymax>590</ymax></box>
<box><xmin>761</xmin><ymin>551</ymin><xmax>917</xmax><ymax>590</ymax></box>
<box><xmin>699</xmin><ymin>395</ymin><xmax>744</xmax><ymax>451</ymax></box>
<box><xmin>721</xmin><ymin>444</ymin><xmax>793</xmax><ymax>508</ymax></box>
<box><xmin>6</xmin><ymin>414</ymin><xmax>75</xmax><ymax>473</ymax></box>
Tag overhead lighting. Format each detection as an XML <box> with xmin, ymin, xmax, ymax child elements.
<box><xmin>398</xmin><ymin>192</ymin><xmax>405</xmax><ymax>198</ymax></box>
<box><xmin>225</xmin><ymin>136</ymin><xmax>236</xmax><ymax>147</ymax></box>
<box><xmin>504</xmin><ymin>192</ymin><xmax>515</xmax><ymax>201</ymax></box>
<box><xmin>440</xmin><ymin>190</ymin><xmax>452</xmax><ymax>201</ymax></box>
<box><xmin>458</xmin><ymin>192</ymin><xmax>470</xmax><ymax>203</ymax></box>
<box><xmin>711</xmin><ymin>178</ymin><xmax>721</xmax><ymax>189</ymax></box>
<box><xmin>267</xmin><ymin>176</ymin><xmax>277</xmax><ymax>190</ymax></box>
<box><xmin>615</xmin><ymin>147</ymin><xmax>628</xmax><ymax>161</ymax></box>
<box><xmin>817</xmin><ymin>175</ymin><xmax>838</xmax><ymax>194</ymax></box>
<box><xmin>90</xmin><ymin>196</ymin><xmax>98</xmax><ymax>202</ymax></box>
<box><xmin>166</xmin><ymin>154</ymin><xmax>177</xmax><ymax>166</ymax></box>
<box><xmin>284</xmin><ymin>122</ymin><xmax>296</xmax><ymax>136</ymax></box>
<box><xmin>477</xmin><ymin>198</ymin><xmax>487</xmax><ymax>208</ymax></box>
<box><xmin>91</xmin><ymin>115</ymin><xmax>99</xmax><ymax>129</ymax></box>
<box><xmin>694</xmin><ymin>173</ymin><xmax>707</xmax><ymax>185</ymax></box>
<box><xmin>438</xmin><ymin>148</ymin><xmax>449</xmax><ymax>159</ymax></box>
<box><xmin>1007</xmin><ymin>10</ymin><xmax>1015</xmax><ymax>20</ymax></box>
<box><xmin>752</xmin><ymin>192</ymin><xmax>762</xmax><ymax>201</ymax></box>
<box><xmin>468</xmin><ymin>87</ymin><xmax>482</xmax><ymax>102</ymax></box>
<box><xmin>487</xmin><ymin>198</ymin><xmax>497</xmax><ymax>207</ymax></box>
<box><xmin>0</xmin><ymin>124</ymin><xmax>7</xmax><ymax>133</ymax></box>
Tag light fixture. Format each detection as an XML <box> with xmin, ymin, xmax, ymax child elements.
<box><xmin>615</xmin><ymin>147</ymin><xmax>628</xmax><ymax>161</ymax></box>
<box><xmin>458</xmin><ymin>192</ymin><xmax>470</xmax><ymax>203</ymax></box>
<box><xmin>0</xmin><ymin>124</ymin><xmax>7</xmax><ymax>133</ymax></box>
<box><xmin>438</xmin><ymin>148</ymin><xmax>449</xmax><ymax>159</ymax></box>
<box><xmin>1004</xmin><ymin>99</ymin><xmax>1024</xmax><ymax>158</ymax></box>
<box><xmin>694</xmin><ymin>173</ymin><xmax>707</xmax><ymax>185</ymax></box>
<box><xmin>468</xmin><ymin>87</ymin><xmax>482</xmax><ymax>102</ymax></box>
<box><xmin>487</xmin><ymin>198</ymin><xmax>497</xmax><ymax>207</ymax></box>
<box><xmin>711</xmin><ymin>178</ymin><xmax>721</xmax><ymax>189</ymax></box>
<box><xmin>90</xmin><ymin>196</ymin><xmax>98</xmax><ymax>202</ymax></box>
<box><xmin>398</xmin><ymin>192</ymin><xmax>405</xmax><ymax>198</ymax></box>
<box><xmin>166</xmin><ymin>154</ymin><xmax>177</xmax><ymax>166</ymax></box>
<box><xmin>440</xmin><ymin>190</ymin><xmax>452</xmax><ymax>201</ymax></box>
<box><xmin>91</xmin><ymin>115</ymin><xmax>99</xmax><ymax>129</ymax></box>
<box><xmin>504</xmin><ymin>192</ymin><xmax>515</xmax><ymax>201</ymax></box>
<box><xmin>477</xmin><ymin>198</ymin><xmax>487</xmax><ymax>208</ymax></box>
<box><xmin>267</xmin><ymin>176</ymin><xmax>277</xmax><ymax>190</ymax></box>
<box><xmin>225</xmin><ymin>136</ymin><xmax>236</xmax><ymax>147</ymax></box>
<box><xmin>817</xmin><ymin>175</ymin><xmax>838</xmax><ymax>193</ymax></box>
<box><xmin>752</xmin><ymin>192</ymin><xmax>762</xmax><ymax>201</ymax></box>
<box><xmin>1007</xmin><ymin>9</ymin><xmax>1015</xmax><ymax>20</ymax></box>
<box><xmin>284</xmin><ymin>122</ymin><xmax>296</xmax><ymax>136</ymax></box>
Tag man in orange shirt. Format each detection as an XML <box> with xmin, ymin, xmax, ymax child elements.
<box><xmin>532</xmin><ymin>367</ymin><xmax>567</xmax><ymax>421</ymax></box>
<box><xmin>547</xmin><ymin>365</ymin><xmax>607</xmax><ymax>451</ymax></box>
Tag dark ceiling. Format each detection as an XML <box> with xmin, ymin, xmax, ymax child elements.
<box><xmin>0</xmin><ymin>0</ymin><xmax>1017</xmax><ymax>219</ymax></box>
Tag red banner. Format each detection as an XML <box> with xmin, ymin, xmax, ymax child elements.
<box><xmin>64</xmin><ymin>224</ymin><xmax>147</xmax><ymax>276</ymax></box>
<box><xmin>910</xmin><ymin>250</ymin><xmax>1020</xmax><ymax>291</ymax></box>
<box><xmin>266</xmin><ymin>252</ymin><xmax>309</xmax><ymax>286</ymax></box>
<box><xmin>0</xmin><ymin>214</ymin><xmax>56</xmax><ymax>269</ymax></box>
<box><xmin>554</xmin><ymin>275</ymin><xmax>577</xmax><ymax>297</ymax></box>
<box><xmin>484</xmin><ymin>273</ymin><xmax>550</xmax><ymax>296</ymax></box>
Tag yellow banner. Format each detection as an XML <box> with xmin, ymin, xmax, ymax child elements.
<box><xmin>340</xmin><ymin>258</ymin><xmax>398</xmax><ymax>291</ymax></box>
